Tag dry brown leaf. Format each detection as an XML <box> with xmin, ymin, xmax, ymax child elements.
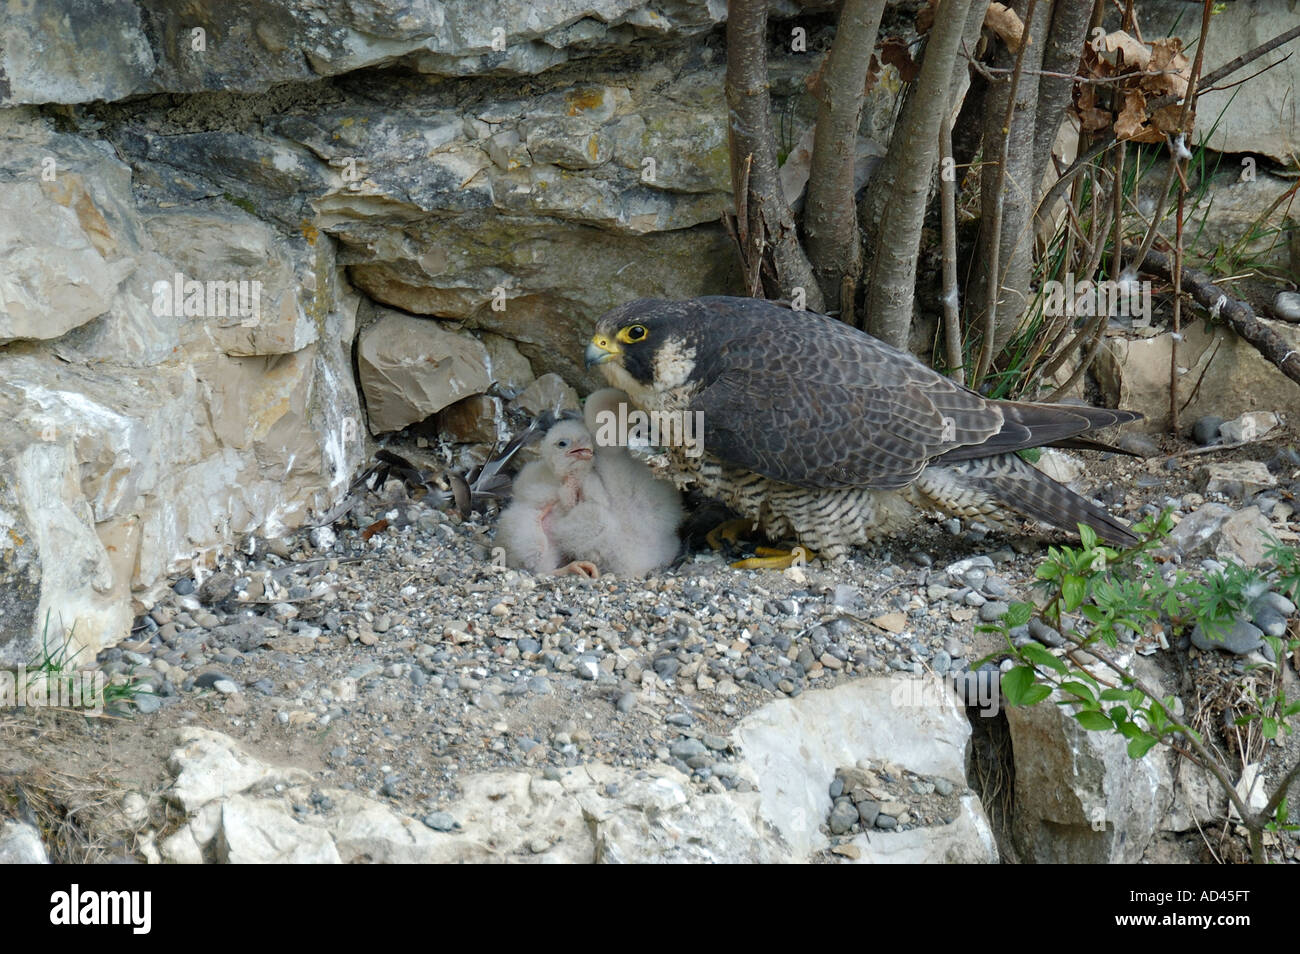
<box><xmin>1103</xmin><ymin>30</ymin><xmax>1152</xmax><ymax>70</ymax></box>
<box><xmin>879</xmin><ymin>37</ymin><xmax>920</xmax><ymax>83</ymax></box>
<box><xmin>1115</xmin><ymin>88</ymin><xmax>1163</xmax><ymax>143</ymax></box>
<box><xmin>985</xmin><ymin>2</ymin><xmax>1024</xmax><ymax>52</ymax></box>
<box><xmin>1147</xmin><ymin>37</ymin><xmax>1190</xmax><ymax>100</ymax></box>
<box><xmin>916</xmin><ymin>0</ymin><xmax>939</xmax><ymax>34</ymax></box>
<box><xmin>1152</xmin><ymin>103</ymin><xmax>1191</xmax><ymax>136</ymax></box>
<box><xmin>1077</xmin><ymin>106</ymin><xmax>1113</xmax><ymax>133</ymax></box>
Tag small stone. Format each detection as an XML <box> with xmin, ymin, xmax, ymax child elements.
<box><xmin>422</xmin><ymin>812</ymin><xmax>458</xmax><ymax>832</ymax></box>
<box><xmin>1251</xmin><ymin>608</ymin><xmax>1288</xmax><ymax>638</ymax></box>
<box><xmin>856</xmin><ymin>800</ymin><xmax>881</xmax><ymax>827</ymax></box>
<box><xmin>934</xmin><ymin>777</ymin><xmax>955</xmax><ymax>796</ymax></box>
<box><xmin>978</xmin><ymin>601</ymin><xmax>1009</xmax><ymax>622</ymax></box>
<box><xmin>1271</xmin><ymin>290</ymin><xmax>1300</xmax><ymax>322</ymax></box>
<box><xmin>1028</xmin><ymin>617</ymin><xmax>1064</xmax><ymax>647</ymax></box>
<box><xmin>1191</xmin><ymin>618</ymin><xmax>1264</xmax><ymax>655</ymax></box>
<box><xmin>875</xmin><ymin>814</ymin><xmax>898</xmax><ymax>830</ymax></box>
<box><xmin>1219</xmin><ymin>411</ymin><xmax>1280</xmax><ymax>445</ymax></box>
<box><xmin>616</xmin><ymin>692</ymin><xmax>636</xmax><ymax>713</ymax></box>
<box><xmin>828</xmin><ymin>800</ymin><xmax>859</xmax><ymax>835</ymax></box>
<box><xmin>1192</xmin><ymin>416</ymin><xmax>1224</xmax><ymax>446</ymax></box>
<box><xmin>670</xmin><ymin>738</ymin><xmax>707</xmax><ymax>760</ymax></box>
<box><xmin>213</xmin><ymin>679</ymin><xmax>239</xmax><ymax>695</ymax></box>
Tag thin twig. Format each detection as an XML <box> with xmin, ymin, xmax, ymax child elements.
<box><xmin>939</xmin><ymin>108</ymin><xmax>965</xmax><ymax>384</ymax></box>
<box><xmin>973</xmin><ymin>0</ymin><xmax>1039</xmax><ymax>387</ymax></box>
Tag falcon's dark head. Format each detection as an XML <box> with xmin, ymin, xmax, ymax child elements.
<box><xmin>585</xmin><ymin>299</ymin><xmax>699</xmax><ymax>402</ymax></box>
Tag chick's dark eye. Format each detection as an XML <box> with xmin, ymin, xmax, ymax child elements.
<box><xmin>557</xmin><ymin>440</ymin><xmax>569</xmax><ymax>448</ymax></box>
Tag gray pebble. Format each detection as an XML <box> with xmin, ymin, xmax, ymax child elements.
<box><xmin>1191</xmin><ymin>618</ymin><xmax>1263</xmax><ymax>655</ymax></box>
<box><xmin>1193</xmin><ymin>416</ymin><xmax>1224</xmax><ymax>446</ymax></box>
<box><xmin>670</xmin><ymin>738</ymin><xmax>707</xmax><ymax>760</ymax></box>
<box><xmin>857</xmin><ymin>800</ymin><xmax>880</xmax><ymax>827</ymax></box>
<box><xmin>979</xmin><ymin>601</ymin><xmax>1009</xmax><ymax>622</ymax></box>
<box><xmin>829</xmin><ymin>800</ymin><xmax>859</xmax><ymax>834</ymax></box>
<box><xmin>422</xmin><ymin>812</ymin><xmax>458</xmax><ymax>832</ymax></box>
<box><xmin>1028</xmin><ymin>617</ymin><xmax>1064</xmax><ymax>647</ymax></box>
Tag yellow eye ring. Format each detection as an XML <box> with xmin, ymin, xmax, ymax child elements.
<box><xmin>617</xmin><ymin>324</ymin><xmax>648</xmax><ymax>344</ymax></box>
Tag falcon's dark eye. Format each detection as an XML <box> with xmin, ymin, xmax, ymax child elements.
<box><xmin>619</xmin><ymin>324</ymin><xmax>648</xmax><ymax>344</ymax></box>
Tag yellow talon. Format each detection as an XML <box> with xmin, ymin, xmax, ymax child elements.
<box><xmin>730</xmin><ymin>546</ymin><xmax>816</xmax><ymax>570</ymax></box>
<box><xmin>706</xmin><ymin>518</ymin><xmax>758</xmax><ymax>551</ymax></box>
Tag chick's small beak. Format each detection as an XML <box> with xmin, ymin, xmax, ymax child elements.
<box><xmin>585</xmin><ymin>335</ymin><xmax>620</xmax><ymax>368</ymax></box>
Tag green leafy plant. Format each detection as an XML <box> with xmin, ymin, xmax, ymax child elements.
<box><xmin>14</xmin><ymin>611</ymin><xmax>155</xmax><ymax>715</ymax></box>
<box><xmin>981</xmin><ymin>513</ymin><xmax>1300</xmax><ymax>862</ymax></box>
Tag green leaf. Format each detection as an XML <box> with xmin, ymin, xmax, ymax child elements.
<box><xmin>1021</xmin><ymin>684</ymin><xmax>1053</xmax><ymax>705</ymax></box>
<box><xmin>1000</xmin><ymin>666</ymin><xmax>1038</xmax><ymax>707</ymax></box>
<box><xmin>1062</xmin><ymin>574</ymin><xmax>1087</xmax><ymax>611</ymax></box>
<box><xmin>1074</xmin><ymin>710</ymin><xmax>1114</xmax><ymax>731</ymax></box>
<box><xmin>1099</xmin><ymin>688</ymin><xmax>1132</xmax><ymax>702</ymax></box>
<box><xmin>1020</xmin><ymin>643</ymin><xmax>1069</xmax><ymax>674</ymax></box>
<box><xmin>1127</xmin><ymin>733</ymin><xmax>1159</xmax><ymax>758</ymax></box>
<box><xmin>1079</xmin><ymin>523</ymin><xmax>1098</xmax><ymax>551</ymax></box>
<box><xmin>1283</xmin><ymin>700</ymin><xmax>1300</xmax><ymax>718</ymax></box>
<box><xmin>1081</xmin><ymin>605</ymin><xmax>1107</xmax><ymax>624</ymax></box>
<box><xmin>1060</xmin><ymin>680</ymin><xmax>1097</xmax><ymax>705</ymax></box>
<box><xmin>1004</xmin><ymin>602</ymin><xmax>1034</xmax><ymax>628</ymax></box>
<box><xmin>1262</xmin><ymin>717</ymin><xmax>1278</xmax><ymax>740</ymax></box>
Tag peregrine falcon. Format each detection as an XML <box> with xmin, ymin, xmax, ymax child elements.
<box><xmin>584</xmin><ymin>296</ymin><xmax>1141</xmax><ymax>560</ymax></box>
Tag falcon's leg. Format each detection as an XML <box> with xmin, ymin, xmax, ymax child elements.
<box><xmin>731</xmin><ymin>545</ymin><xmax>817</xmax><ymax>571</ymax></box>
<box><xmin>556</xmin><ymin>561</ymin><xmax>601</xmax><ymax>579</ymax></box>
<box><xmin>705</xmin><ymin>518</ymin><xmax>759</xmax><ymax>551</ymax></box>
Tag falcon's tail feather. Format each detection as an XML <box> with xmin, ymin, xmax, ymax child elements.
<box><xmin>936</xmin><ymin>453</ymin><xmax>1139</xmax><ymax>548</ymax></box>
<box><xmin>937</xmin><ymin>403</ymin><xmax>1143</xmax><ymax>464</ymax></box>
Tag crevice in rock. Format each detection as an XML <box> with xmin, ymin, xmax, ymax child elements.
<box><xmin>965</xmin><ymin>706</ymin><xmax>1018</xmax><ymax>863</ymax></box>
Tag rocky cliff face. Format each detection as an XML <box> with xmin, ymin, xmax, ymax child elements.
<box><xmin>0</xmin><ymin>1</ymin><xmax>844</xmax><ymax>661</ymax></box>
<box><xmin>2</xmin><ymin>0</ymin><xmax>1297</xmax><ymax>665</ymax></box>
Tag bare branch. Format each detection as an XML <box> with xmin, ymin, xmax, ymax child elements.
<box><xmin>725</xmin><ymin>0</ymin><xmax>824</xmax><ymax>310</ymax></box>
<box><xmin>804</xmin><ymin>0</ymin><xmax>887</xmax><ymax>313</ymax></box>
<box><xmin>972</xmin><ymin>0</ymin><xmax>1042</xmax><ymax>386</ymax></box>
<box><xmin>1129</xmin><ymin>246</ymin><xmax>1300</xmax><ymax>387</ymax></box>
<box><xmin>939</xmin><ymin>110</ymin><xmax>965</xmax><ymax>384</ymax></box>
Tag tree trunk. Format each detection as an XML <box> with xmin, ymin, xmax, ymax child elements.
<box><xmin>973</xmin><ymin>0</ymin><xmax>1046</xmax><ymax>369</ymax></box>
<box><xmin>858</xmin><ymin>0</ymin><xmax>976</xmax><ymax>349</ymax></box>
<box><xmin>725</xmin><ymin>0</ymin><xmax>825</xmax><ymax>311</ymax></box>
<box><xmin>804</xmin><ymin>0</ymin><xmax>888</xmax><ymax>316</ymax></box>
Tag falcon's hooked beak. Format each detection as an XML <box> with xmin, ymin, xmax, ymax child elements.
<box><xmin>585</xmin><ymin>335</ymin><xmax>620</xmax><ymax>368</ymax></box>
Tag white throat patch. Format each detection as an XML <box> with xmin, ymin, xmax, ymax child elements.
<box><xmin>653</xmin><ymin>339</ymin><xmax>697</xmax><ymax>391</ymax></box>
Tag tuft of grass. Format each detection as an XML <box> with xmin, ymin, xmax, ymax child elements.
<box><xmin>20</xmin><ymin>611</ymin><xmax>155</xmax><ymax>714</ymax></box>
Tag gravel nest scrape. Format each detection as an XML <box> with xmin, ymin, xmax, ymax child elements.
<box><xmin>96</xmin><ymin>434</ymin><xmax>1300</xmax><ymax>848</ymax></box>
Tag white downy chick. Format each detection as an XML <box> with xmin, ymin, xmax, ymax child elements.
<box><xmin>495</xmin><ymin>419</ymin><xmax>602</xmax><ymax>577</ymax></box>
<box><xmin>561</xmin><ymin>388</ymin><xmax>683</xmax><ymax>576</ymax></box>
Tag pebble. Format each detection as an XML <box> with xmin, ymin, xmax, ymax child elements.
<box><xmin>1273</xmin><ymin>290</ymin><xmax>1300</xmax><ymax>322</ymax></box>
<box><xmin>1191</xmin><ymin>618</ymin><xmax>1263</xmax><ymax>655</ymax></box>
<box><xmin>1028</xmin><ymin>617</ymin><xmax>1064</xmax><ymax>647</ymax></box>
<box><xmin>1193</xmin><ymin>415</ymin><xmax>1224</xmax><ymax>446</ymax></box>
<box><xmin>422</xmin><ymin>812</ymin><xmax>458</xmax><ymax>832</ymax></box>
<box><xmin>978</xmin><ymin>601</ymin><xmax>1009</xmax><ymax>622</ymax></box>
<box><xmin>828</xmin><ymin>799</ymin><xmax>859</xmax><ymax>834</ymax></box>
<box><xmin>670</xmin><ymin>738</ymin><xmax>707</xmax><ymax>760</ymax></box>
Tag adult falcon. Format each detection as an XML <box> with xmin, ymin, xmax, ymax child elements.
<box><xmin>585</xmin><ymin>296</ymin><xmax>1141</xmax><ymax>565</ymax></box>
